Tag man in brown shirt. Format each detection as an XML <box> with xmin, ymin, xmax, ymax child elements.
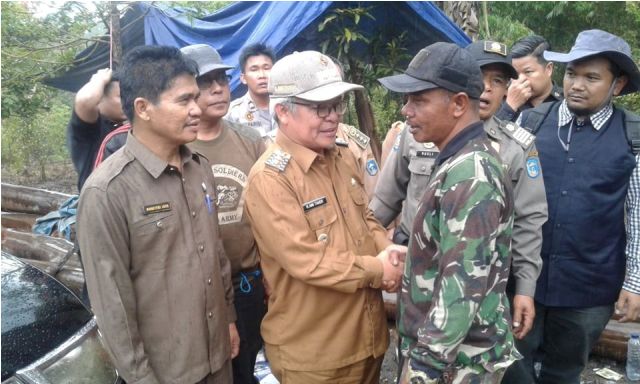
<box><xmin>77</xmin><ymin>46</ymin><xmax>238</xmax><ymax>384</ymax></box>
<box><xmin>245</xmin><ymin>50</ymin><xmax>406</xmax><ymax>383</ymax></box>
<box><xmin>181</xmin><ymin>44</ymin><xmax>267</xmax><ymax>384</ymax></box>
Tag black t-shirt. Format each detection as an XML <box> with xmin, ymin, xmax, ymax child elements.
<box><xmin>66</xmin><ymin>110</ymin><xmax>121</xmax><ymax>191</ymax></box>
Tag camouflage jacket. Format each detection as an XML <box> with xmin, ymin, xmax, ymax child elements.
<box><xmin>398</xmin><ymin>122</ymin><xmax>520</xmax><ymax>382</ymax></box>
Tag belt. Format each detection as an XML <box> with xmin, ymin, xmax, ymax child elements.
<box><xmin>232</xmin><ymin>266</ymin><xmax>261</xmax><ymax>293</ymax></box>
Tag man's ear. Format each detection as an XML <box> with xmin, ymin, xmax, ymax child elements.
<box><xmin>451</xmin><ymin>92</ymin><xmax>470</xmax><ymax>118</ymax></box>
<box><xmin>134</xmin><ymin>97</ymin><xmax>152</xmax><ymax>122</ymax></box>
<box><xmin>240</xmin><ymin>72</ymin><xmax>248</xmax><ymax>85</ymax></box>
<box><xmin>545</xmin><ymin>62</ymin><xmax>554</xmax><ymax>77</ymax></box>
<box><xmin>274</xmin><ymin>103</ymin><xmax>289</xmax><ymax>124</ymax></box>
<box><xmin>613</xmin><ymin>75</ymin><xmax>629</xmax><ymax>97</ymax></box>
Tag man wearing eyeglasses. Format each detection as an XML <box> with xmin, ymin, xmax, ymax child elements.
<box><xmin>181</xmin><ymin>44</ymin><xmax>267</xmax><ymax>384</ymax></box>
<box><xmin>244</xmin><ymin>50</ymin><xmax>407</xmax><ymax>383</ymax></box>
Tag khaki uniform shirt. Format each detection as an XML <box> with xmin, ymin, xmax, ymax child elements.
<box><xmin>188</xmin><ymin>121</ymin><xmax>266</xmax><ymax>275</ymax></box>
<box><xmin>77</xmin><ymin>132</ymin><xmax>236</xmax><ymax>384</ymax></box>
<box><xmin>336</xmin><ymin>123</ymin><xmax>379</xmax><ymax>200</ymax></box>
<box><xmin>225</xmin><ymin>92</ymin><xmax>276</xmax><ymax>138</ymax></box>
<box><xmin>245</xmin><ymin>131</ymin><xmax>391</xmax><ymax>371</ymax></box>
<box><xmin>370</xmin><ymin>117</ymin><xmax>547</xmax><ymax>296</ymax></box>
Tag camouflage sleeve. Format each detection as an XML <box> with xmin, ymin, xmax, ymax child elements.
<box><xmin>368</xmin><ymin>127</ymin><xmax>411</xmax><ymax>226</ymax></box>
<box><xmin>410</xmin><ymin>167</ymin><xmax>511</xmax><ymax>371</ymax></box>
<box><xmin>510</xmin><ymin>143</ymin><xmax>547</xmax><ymax>296</ymax></box>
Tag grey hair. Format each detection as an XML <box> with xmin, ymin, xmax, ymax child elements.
<box><xmin>270</xmin><ymin>97</ymin><xmax>297</xmax><ymax>124</ymax></box>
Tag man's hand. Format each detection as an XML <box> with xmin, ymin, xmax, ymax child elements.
<box><xmin>616</xmin><ymin>289</ymin><xmax>640</xmax><ymax>322</ymax></box>
<box><xmin>505</xmin><ymin>74</ymin><xmax>533</xmax><ymax>111</ymax></box>
<box><xmin>229</xmin><ymin>323</ymin><xmax>240</xmax><ymax>359</ymax></box>
<box><xmin>376</xmin><ymin>249</ymin><xmax>404</xmax><ymax>292</ymax></box>
<box><xmin>512</xmin><ymin>294</ymin><xmax>535</xmax><ymax>339</ymax></box>
<box><xmin>386</xmin><ymin>244</ymin><xmax>408</xmax><ymax>266</ymax></box>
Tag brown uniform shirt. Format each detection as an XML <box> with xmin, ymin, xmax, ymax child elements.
<box><xmin>77</xmin><ymin>132</ymin><xmax>236</xmax><ymax>384</ymax></box>
<box><xmin>336</xmin><ymin>123</ymin><xmax>379</xmax><ymax>201</ymax></box>
<box><xmin>188</xmin><ymin>121</ymin><xmax>266</xmax><ymax>275</ymax></box>
<box><xmin>245</xmin><ymin>131</ymin><xmax>391</xmax><ymax>371</ymax></box>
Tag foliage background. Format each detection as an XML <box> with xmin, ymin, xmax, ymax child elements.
<box><xmin>2</xmin><ymin>1</ymin><xmax>639</xmax><ymax>187</ymax></box>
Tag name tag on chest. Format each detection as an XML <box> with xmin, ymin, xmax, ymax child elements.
<box><xmin>303</xmin><ymin>197</ymin><xmax>327</xmax><ymax>212</ymax></box>
<box><xmin>416</xmin><ymin>151</ymin><xmax>438</xmax><ymax>158</ymax></box>
<box><xmin>143</xmin><ymin>202</ymin><xmax>171</xmax><ymax>215</ymax></box>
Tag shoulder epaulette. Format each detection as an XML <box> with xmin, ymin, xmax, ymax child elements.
<box><xmin>498</xmin><ymin>120</ymin><xmax>535</xmax><ymax>149</ymax></box>
<box><xmin>335</xmin><ymin>137</ymin><xmax>349</xmax><ymax>147</ymax></box>
<box><xmin>344</xmin><ymin>125</ymin><xmax>370</xmax><ymax>149</ymax></box>
<box><xmin>225</xmin><ymin>120</ymin><xmax>262</xmax><ymax>141</ymax></box>
<box><xmin>265</xmin><ymin>149</ymin><xmax>291</xmax><ymax>172</ymax></box>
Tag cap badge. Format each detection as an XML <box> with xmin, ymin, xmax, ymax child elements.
<box><xmin>319</xmin><ymin>55</ymin><xmax>329</xmax><ymax>67</ymax></box>
<box><xmin>484</xmin><ymin>41</ymin><xmax>507</xmax><ymax>57</ymax></box>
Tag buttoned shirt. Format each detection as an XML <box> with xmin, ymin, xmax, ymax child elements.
<box><xmin>245</xmin><ymin>130</ymin><xmax>391</xmax><ymax>371</ymax></box>
<box><xmin>626</xmin><ymin>154</ymin><xmax>640</xmax><ymax>294</ymax></box>
<box><xmin>77</xmin><ymin>132</ymin><xmax>236</xmax><ymax>384</ymax></box>
<box><xmin>225</xmin><ymin>92</ymin><xmax>276</xmax><ymax>138</ymax></box>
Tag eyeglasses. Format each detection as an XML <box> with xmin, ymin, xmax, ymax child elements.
<box><xmin>292</xmin><ymin>99</ymin><xmax>348</xmax><ymax>118</ymax></box>
<box><xmin>197</xmin><ymin>71</ymin><xmax>230</xmax><ymax>90</ymax></box>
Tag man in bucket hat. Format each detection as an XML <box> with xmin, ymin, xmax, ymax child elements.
<box><xmin>504</xmin><ymin>29</ymin><xmax>640</xmax><ymax>384</ymax></box>
<box><xmin>244</xmin><ymin>50</ymin><xmax>407</xmax><ymax>383</ymax></box>
<box><xmin>181</xmin><ymin>44</ymin><xmax>267</xmax><ymax>384</ymax></box>
<box><xmin>378</xmin><ymin>42</ymin><xmax>520</xmax><ymax>384</ymax></box>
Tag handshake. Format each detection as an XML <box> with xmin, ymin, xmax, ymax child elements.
<box><xmin>376</xmin><ymin>244</ymin><xmax>407</xmax><ymax>293</ymax></box>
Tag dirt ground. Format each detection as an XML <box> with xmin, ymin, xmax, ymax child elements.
<box><xmin>2</xmin><ymin>162</ymin><xmax>634</xmax><ymax>384</ymax></box>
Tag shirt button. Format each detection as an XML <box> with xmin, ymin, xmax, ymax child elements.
<box><xmin>207</xmin><ymin>278</ymin><xmax>212</xmax><ymax>285</ymax></box>
<box><xmin>182</xmin><ymin>177</ymin><xmax>186</xmax><ymax>183</ymax></box>
<box><xmin>561</xmin><ymin>190</ymin><xmax>568</xmax><ymax>196</ymax></box>
<box><xmin>421</xmin><ymin>166</ymin><xmax>427</xmax><ymax>171</ymax></box>
<box><xmin>191</xmin><ymin>211</ymin><xmax>196</xmax><ymax>217</ymax></box>
<box><xmin>156</xmin><ymin>221</ymin><xmax>163</xmax><ymax>228</ymax></box>
<box><xmin>208</xmin><ymin>311</ymin><xmax>213</xmax><ymax>318</ymax></box>
<box><xmin>555</xmin><ymin>223</ymin><xmax>561</xmax><ymax>228</ymax></box>
<box><xmin>199</xmin><ymin>245</ymin><xmax>204</xmax><ymax>252</ymax></box>
<box><xmin>318</xmin><ymin>233</ymin><xmax>328</xmax><ymax>242</ymax></box>
<box><xmin>568</xmin><ymin>158</ymin><xmax>575</xmax><ymax>163</ymax></box>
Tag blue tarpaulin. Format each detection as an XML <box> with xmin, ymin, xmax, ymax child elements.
<box><xmin>45</xmin><ymin>1</ymin><xmax>470</xmax><ymax>98</ymax></box>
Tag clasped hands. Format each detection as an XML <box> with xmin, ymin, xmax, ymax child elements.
<box><xmin>376</xmin><ymin>244</ymin><xmax>407</xmax><ymax>293</ymax></box>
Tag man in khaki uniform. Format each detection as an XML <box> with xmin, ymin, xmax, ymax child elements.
<box><xmin>245</xmin><ymin>50</ymin><xmax>406</xmax><ymax>383</ymax></box>
<box><xmin>370</xmin><ymin>40</ymin><xmax>548</xmax><ymax>341</ymax></box>
<box><xmin>77</xmin><ymin>46</ymin><xmax>238</xmax><ymax>384</ymax></box>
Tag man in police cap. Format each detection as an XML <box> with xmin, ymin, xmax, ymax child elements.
<box><xmin>379</xmin><ymin>41</ymin><xmax>520</xmax><ymax>384</ymax></box>
<box><xmin>371</xmin><ymin>40</ymin><xmax>548</xmax><ymax>341</ymax></box>
<box><xmin>505</xmin><ymin>29</ymin><xmax>640</xmax><ymax>384</ymax></box>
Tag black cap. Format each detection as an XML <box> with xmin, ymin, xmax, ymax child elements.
<box><xmin>465</xmin><ymin>40</ymin><xmax>518</xmax><ymax>79</ymax></box>
<box><xmin>378</xmin><ymin>42</ymin><xmax>484</xmax><ymax>99</ymax></box>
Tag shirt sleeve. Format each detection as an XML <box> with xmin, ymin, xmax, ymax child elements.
<box><xmin>625</xmin><ymin>154</ymin><xmax>640</xmax><ymax>294</ymax></box>
<box><xmin>246</xmin><ymin>171</ymin><xmax>384</xmax><ymax>292</ymax></box>
<box><xmin>77</xmin><ymin>185</ymin><xmax>160</xmax><ymax>384</ymax></box>
<box><xmin>495</xmin><ymin>101</ymin><xmax>519</xmax><ymax>122</ymax></box>
<box><xmin>410</xmin><ymin>174</ymin><xmax>509</xmax><ymax>371</ymax></box>
<box><xmin>369</xmin><ymin>127</ymin><xmax>412</xmax><ymax>227</ymax></box>
<box><xmin>510</xmin><ymin>143</ymin><xmax>547</xmax><ymax>296</ymax></box>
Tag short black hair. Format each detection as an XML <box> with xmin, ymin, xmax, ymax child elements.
<box><xmin>239</xmin><ymin>43</ymin><xmax>275</xmax><ymax>73</ymax></box>
<box><xmin>119</xmin><ymin>45</ymin><xmax>198</xmax><ymax>122</ymax></box>
<box><xmin>511</xmin><ymin>35</ymin><xmax>551</xmax><ymax>65</ymax></box>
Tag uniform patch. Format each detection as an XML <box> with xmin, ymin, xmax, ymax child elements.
<box><xmin>423</xmin><ymin>142</ymin><xmax>436</xmax><ymax>149</ymax></box>
<box><xmin>416</xmin><ymin>150</ymin><xmax>438</xmax><ymax>158</ymax></box>
<box><xmin>526</xmin><ymin>157</ymin><xmax>541</xmax><ymax>178</ymax></box>
<box><xmin>345</xmin><ymin>126</ymin><xmax>370</xmax><ymax>149</ymax></box>
<box><xmin>265</xmin><ymin>149</ymin><xmax>291</xmax><ymax>172</ymax></box>
<box><xmin>303</xmin><ymin>197</ymin><xmax>327</xmax><ymax>212</ymax></box>
<box><xmin>245</xmin><ymin>112</ymin><xmax>254</xmax><ymax>121</ymax></box>
<box><xmin>392</xmin><ymin>134</ymin><xmax>401</xmax><ymax>152</ymax></box>
<box><xmin>144</xmin><ymin>202</ymin><xmax>171</xmax><ymax>215</ymax></box>
<box><xmin>366</xmin><ymin>159</ymin><xmax>379</xmax><ymax>176</ymax></box>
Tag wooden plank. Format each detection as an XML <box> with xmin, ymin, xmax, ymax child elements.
<box><xmin>1</xmin><ymin>183</ymin><xmax>73</xmax><ymax>215</ymax></box>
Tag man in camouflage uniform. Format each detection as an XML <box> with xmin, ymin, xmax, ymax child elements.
<box><xmin>378</xmin><ymin>42</ymin><xmax>520</xmax><ymax>383</ymax></box>
<box><xmin>371</xmin><ymin>40</ymin><xmax>547</xmax><ymax>340</ymax></box>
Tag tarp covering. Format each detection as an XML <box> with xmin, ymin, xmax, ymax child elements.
<box><xmin>45</xmin><ymin>1</ymin><xmax>470</xmax><ymax>97</ymax></box>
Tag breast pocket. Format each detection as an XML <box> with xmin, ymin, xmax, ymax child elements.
<box><xmin>408</xmin><ymin>158</ymin><xmax>434</xmax><ymax>202</ymax></box>
<box><xmin>304</xmin><ymin>205</ymin><xmax>338</xmax><ymax>244</ymax></box>
<box><xmin>132</xmin><ymin>212</ymin><xmax>178</xmax><ymax>236</ymax></box>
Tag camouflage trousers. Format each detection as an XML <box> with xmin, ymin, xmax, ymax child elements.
<box><xmin>445</xmin><ymin>367</ymin><xmax>505</xmax><ymax>384</ymax></box>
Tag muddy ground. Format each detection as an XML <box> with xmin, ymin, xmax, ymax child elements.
<box><xmin>1</xmin><ymin>161</ymin><xmax>634</xmax><ymax>383</ymax></box>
